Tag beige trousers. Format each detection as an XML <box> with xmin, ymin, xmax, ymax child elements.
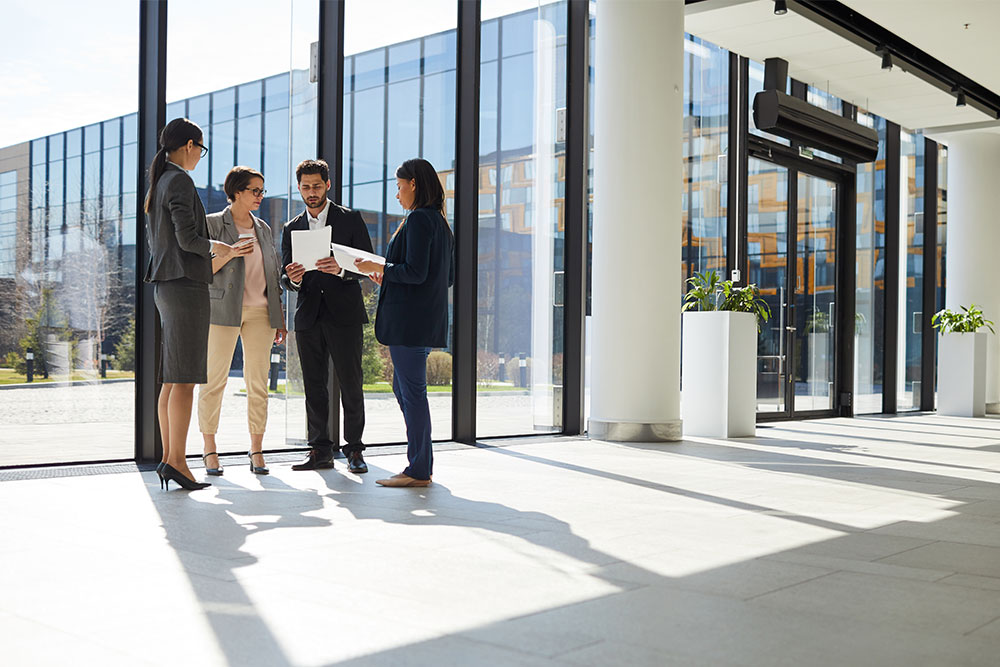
<box><xmin>198</xmin><ymin>306</ymin><xmax>276</xmax><ymax>435</ymax></box>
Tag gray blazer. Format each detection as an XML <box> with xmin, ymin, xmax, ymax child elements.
<box><xmin>143</xmin><ymin>162</ymin><xmax>212</xmax><ymax>283</ymax></box>
<box><xmin>205</xmin><ymin>206</ymin><xmax>284</xmax><ymax>329</ymax></box>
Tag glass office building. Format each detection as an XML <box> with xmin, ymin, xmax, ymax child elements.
<box><xmin>0</xmin><ymin>2</ymin><xmax>947</xmax><ymax>467</ymax></box>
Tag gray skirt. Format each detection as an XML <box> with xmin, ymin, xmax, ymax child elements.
<box><xmin>154</xmin><ymin>277</ymin><xmax>210</xmax><ymax>384</ymax></box>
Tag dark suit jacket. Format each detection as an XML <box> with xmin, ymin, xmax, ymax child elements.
<box><xmin>375</xmin><ymin>208</ymin><xmax>455</xmax><ymax>348</ymax></box>
<box><xmin>143</xmin><ymin>162</ymin><xmax>212</xmax><ymax>283</ymax></box>
<box><xmin>281</xmin><ymin>200</ymin><xmax>374</xmax><ymax>330</ymax></box>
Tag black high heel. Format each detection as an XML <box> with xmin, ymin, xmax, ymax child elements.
<box><xmin>156</xmin><ymin>462</ymin><xmax>166</xmax><ymax>490</ymax></box>
<box><xmin>202</xmin><ymin>451</ymin><xmax>224</xmax><ymax>476</ymax></box>
<box><xmin>248</xmin><ymin>450</ymin><xmax>269</xmax><ymax>475</ymax></box>
<box><xmin>161</xmin><ymin>463</ymin><xmax>212</xmax><ymax>491</ymax></box>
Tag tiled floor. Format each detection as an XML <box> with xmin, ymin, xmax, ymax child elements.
<box><xmin>2</xmin><ymin>414</ymin><xmax>1000</xmax><ymax>666</ymax></box>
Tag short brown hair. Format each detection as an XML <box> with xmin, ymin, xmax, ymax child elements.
<box><xmin>224</xmin><ymin>166</ymin><xmax>264</xmax><ymax>202</ymax></box>
<box><xmin>296</xmin><ymin>159</ymin><xmax>329</xmax><ymax>183</ymax></box>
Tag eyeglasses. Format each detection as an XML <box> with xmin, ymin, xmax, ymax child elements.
<box><xmin>243</xmin><ymin>187</ymin><xmax>267</xmax><ymax>197</ymax></box>
<box><xmin>194</xmin><ymin>141</ymin><xmax>209</xmax><ymax>158</ymax></box>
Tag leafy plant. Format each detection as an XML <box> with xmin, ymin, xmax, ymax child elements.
<box><xmin>682</xmin><ymin>270</ymin><xmax>723</xmax><ymax>312</ymax></box>
<box><xmin>718</xmin><ymin>281</ymin><xmax>772</xmax><ymax>331</ymax></box>
<box><xmin>805</xmin><ymin>310</ymin><xmax>830</xmax><ymax>334</ymax></box>
<box><xmin>682</xmin><ymin>270</ymin><xmax>772</xmax><ymax>332</ymax></box>
<box><xmin>931</xmin><ymin>304</ymin><xmax>996</xmax><ymax>335</ymax></box>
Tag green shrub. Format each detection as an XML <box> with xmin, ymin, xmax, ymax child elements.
<box><xmin>426</xmin><ymin>350</ymin><xmax>452</xmax><ymax>386</ymax></box>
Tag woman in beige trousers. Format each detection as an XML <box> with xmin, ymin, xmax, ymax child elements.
<box><xmin>198</xmin><ymin>166</ymin><xmax>286</xmax><ymax>475</ymax></box>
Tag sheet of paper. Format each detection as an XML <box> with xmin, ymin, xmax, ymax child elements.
<box><xmin>291</xmin><ymin>225</ymin><xmax>332</xmax><ymax>271</ymax></box>
<box><xmin>331</xmin><ymin>242</ymin><xmax>386</xmax><ymax>275</ymax></box>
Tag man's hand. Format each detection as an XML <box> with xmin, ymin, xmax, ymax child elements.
<box><xmin>316</xmin><ymin>257</ymin><xmax>342</xmax><ymax>275</ymax></box>
<box><xmin>285</xmin><ymin>262</ymin><xmax>306</xmax><ymax>283</ymax></box>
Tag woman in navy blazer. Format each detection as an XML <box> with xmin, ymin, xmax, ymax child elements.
<box><xmin>355</xmin><ymin>158</ymin><xmax>454</xmax><ymax>487</ymax></box>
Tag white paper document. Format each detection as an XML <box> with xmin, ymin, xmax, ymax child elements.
<box><xmin>331</xmin><ymin>243</ymin><xmax>386</xmax><ymax>275</ymax></box>
<box><xmin>290</xmin><ymin>225</ymin><xmax>332</xmax><ymax>271</ymax></box>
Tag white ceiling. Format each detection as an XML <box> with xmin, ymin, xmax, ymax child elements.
<box><xmin>684</xmin><ymin>0</ymin><xmax>1000</xmax><ymax>137</ymax></box>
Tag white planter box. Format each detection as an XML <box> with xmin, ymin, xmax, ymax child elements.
<box><xmin>682</xmin><ymin>311</ymin><xmax>757</xmax><ymax>438</ymax></box>
<box><xmin>938</xmin><ymin>332</ymin><xmax>987</xmax><ymax>417</ymax></box>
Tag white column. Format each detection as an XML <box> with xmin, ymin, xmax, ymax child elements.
<box><xmin>589</xmin><ymin>0</ymin><xmax>683</xmax><ymax>441</ymax></box>
<box><xmin>945</xmin><ymin>132</ymin><xmax>1000</xmax><ymax>408</ymax></box>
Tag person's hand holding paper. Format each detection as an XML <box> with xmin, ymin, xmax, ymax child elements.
<box><xmin>332</xmin><ymin>243</ymin><xmax>385</xmax><ymax>275</ymax></box>
<box><xmin>289</xmin><ymin>226</ymin><xmax>333</xmax><ymax>282</ymax></box>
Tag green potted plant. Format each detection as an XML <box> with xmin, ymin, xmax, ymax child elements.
<box><xmin>681</xmin><ymin>270</ymin><xmax>771</xmax><ymax>438</ymax></box>
<box><xmin>933</xmin><ymin>304</ymin><xmax>995</xmax><ymax>417</ymax></box>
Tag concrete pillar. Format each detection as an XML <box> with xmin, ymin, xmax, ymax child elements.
<box><xmin>945</xmin><ymin>132</ymin><xmax>1000</xmax><ymax>408</ymax></box>
<box><xmin>589</xmin><ymin>0</ymin><xmax>683</xmax><ymax>441</ymax></box>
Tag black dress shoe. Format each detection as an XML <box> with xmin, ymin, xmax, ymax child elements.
<box><xmin>345</xmin><ymin>450</ymin><xmax>368</xmax><ymax>474</ymax></box>
<box><xmin>291</xmin><ymin>449</ymin><xmax>335</xmax><ymax>471</ymax></box>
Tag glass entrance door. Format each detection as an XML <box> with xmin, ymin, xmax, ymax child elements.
<box><xmin>749</xmin><ymin>157</ymin><xmax>839</xmax><ymax>417</ymax></box>
<box><xmin>794</xmin><ymin>173</ymin><xmax>837</xmax><ymax>412</ymax></box>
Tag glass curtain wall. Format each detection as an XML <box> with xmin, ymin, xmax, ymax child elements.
<box><xmin>0</xmin><ymin>1</ymin><xmax>138</xmax><ymax>466</ymax></box>
<box><xmin>477</xmin><ymin>1</ymin><xmax>567</xmax><ymax>437</ymax></box>
<box><xmin>168</xmin><ymin>0</ymin><xmax>317</xmax><ymax>454</ymax></box>
<box><xmin>854</xmin><ymin>111</ymin><xmax>887</xmax><ymax>414</ymax></box>
<box><xmin>898</xmin><ymin>129</ymin><xmax>924</xmax><ymax>411</ymax></box>
<box><xmin>342</xmin><ymin>0</ymin><xmax>456</xmax><ymax>444</ymax></box>
<box><xmin>936</xmin><ymin>146</ymin><xmax>947</xmax><ymax>405</ymax></box>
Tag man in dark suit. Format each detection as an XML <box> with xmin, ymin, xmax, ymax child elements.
<box><xmin>282</xmin><ymin>159</ymin><xmax>373</xmax><ymax>473</ymax></box>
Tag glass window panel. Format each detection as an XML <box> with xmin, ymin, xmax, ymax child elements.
<box><xmin>478</xmin><ymin>2</ymin><xmax>565</xmax><ymax>436</ymax></box>
<box><xmin>32</xmin><ymin>138</ymin><xmax>46</xmax><ymax>164</ymax></box>
<box><xmin>123</xmin><ymin>113</ymin><xmax>137</xmax><ymax>144</ymax></box>
<box><xmin>898</xmin><ymin>129</ymin><xmax>923</xmax><ymax>411</ymax></box>
<box><xmin>49</xmin><ymin>160</ymin><xmax>64</xmax><ymax>207</ymax></box>
<box><xmin>387</xmin><ymin>80</ymin><xmax>420</xmax><ymax>172</ymax></box>
<box><xmin>237</xmin><ymin>115</ymin><xmax>262</xmax><ymax>170</ymax></box>
<box><xmin>265</xmin><ymin>73</ymin><xmax>290</xmax><ymax>111</ymax></box>
<box><xmin>169</xmin><ymin>0</ymin><xmax>316</xmax><ymax>453</ymax></box>
<box><xmin>482</xmin><ymin>17</ymin><xmax>499</xmax><ymax>62</ymax></box>
<box><xmin>422</xmin><ymin>71</ymin><xmax>456</xmax><ymax>171</ymax></box>
<box><xmin>188</xmin><ymin>94</ymin><xmax>210</xmax><ymax>127</ymax></box>
<box><xmin>103</xmin><ymin>147</ymin><xmax>120</xmax><ymax>197</ymax></box>
<box><xmin>84</xmin><ymin>123</ymin><xmax>101</xmax><ymax>153</ymax></box>
<box><xmin>83</xmin><ymin>152</ymin><xmax>101</xmax><ymax>201</ymax></box>
<box><xmin>65</xmin><ymin>157</ymin><xmax>82</xmax><ymax>203</ymax></box>
<box><xmin>389</xmin><ymin>41</ymin><xmax>420</xmax><ymax>83</ymax></box>
<box><xmin>103</xmin><ymin>118</ymin><xmax>120</xmax><ymax>148</ymax></box>
<box><xmin>238</xmin><ymin>81</ymin><xmax>262</xmax><ymax>117</ymax></box>
<box><xmin>480</xmin><ymin>61</ymin><xmax>499</xmax><ymax>156</ymax></box>
<box><xmin>122</xmin><ymin>143</ymin><xmax>137</xmax><ymax>194</ymax></box>
<box><xmin>66</xmin><ymin>128</ymin><xmax>82</xmax><ymax>158</ymax></box>
<box><xmin>354</xmin><ymin>50</ymin><xmax>385</xmax><ymax>91</ymax></box>
<box><xmin>166</xmin><ymin>100</ymin><xmax>185</xmax><ymax>120</ymax></box>
<box><xmin>352</xmin><ymin>87</ymin><xmax>385</xmax><ymax>184</ymax></box>
<box><xmin>423</xmin><ymin>32</ymin><xmax>456</xmax><ymax>75</ymax></box>
<box><xmin>49</xmin><ymin>134</ymin><xmax>64</xmax><ymax>161</ymax></box>
<box><xmin>213</xmin><ymin>88</ymin><xmax>236</xmax><ymax>123</ymax></box>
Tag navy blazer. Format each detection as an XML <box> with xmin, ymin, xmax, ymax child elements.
<box><xmin>143</xmin><ymin>162</ymin><xmax>213</xmax><ymax>283</ymax></box>
<box><xmin>375</xmin><ymin>208</ymin><xmax>455</xmax><ymax>348</ymax></box>
<box><xmin>280</xmin><ymin>201</ymin><xmax>374</xmax><ymax>330</ymax></box>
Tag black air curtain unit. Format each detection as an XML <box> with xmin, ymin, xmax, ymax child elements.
<box><xmin>752</xmin><ymin>58</ymin><xmax>879</xmax><ymax>163</ymax></box>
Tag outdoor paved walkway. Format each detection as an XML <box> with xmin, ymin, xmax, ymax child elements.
<box><xmin>2</xmin><ymin>414</ymin><xmax>1000</xmax><ymax>665</ymax></box>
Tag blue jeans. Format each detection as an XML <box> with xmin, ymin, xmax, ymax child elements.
<box><xmin>390</xmin><ymin>346</ymin><xmax>432</xmax><ymax>480</ymax></box>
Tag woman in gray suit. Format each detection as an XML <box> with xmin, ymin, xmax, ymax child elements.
<box><xmin>144</xmin><ymin>118</ymin><xmax>236</xmax><ymax>491</ymax></box>
<box><xmin>198</xmin><ymin>166</ymin><xmax>286</xmax><ymax>475</ymax></box>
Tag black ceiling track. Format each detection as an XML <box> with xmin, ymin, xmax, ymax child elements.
<box><xmin>791</xmin><ymin>0</ymin><xmax>1000</xmax><ymax>120</ymax></box>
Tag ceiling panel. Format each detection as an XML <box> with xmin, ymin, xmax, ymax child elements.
<box><xmin>685</xmin><ymin>0</ymin><xmax>996</xmax><ymax>133</ymax></box>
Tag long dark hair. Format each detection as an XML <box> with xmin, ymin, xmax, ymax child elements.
<box><xmin>395</xmin><ymin>158</ymin><xmax>445</xmax><ymax>215</ymax></box>
<box><xmin>144</xmin><ymin>118</ymin><xmax>203</xmax><ymax>213</ymax></box>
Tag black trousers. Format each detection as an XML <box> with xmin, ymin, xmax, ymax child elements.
<box><xmin>295</xmin><ymin>307</ymin><xmax>365</xmax><ymax>456</ymax></box>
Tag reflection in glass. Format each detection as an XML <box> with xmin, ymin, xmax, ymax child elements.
<box><xmin>748</xmin><ymin>158</ymin><xmax>788</xmax><ymax>413</ymax></box>
<box><xmin>898</xmin><ymin>130</ymin><xmax>924</xmax><ymax>411</ymax></box>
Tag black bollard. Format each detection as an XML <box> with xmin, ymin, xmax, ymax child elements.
<box><xmin>269</xmin><ymin>344</ymin><xmax>280</xmax><ymax>392</ymax></box>
<box><xmin>100</xmin><ymin>353</ymin><xmax>107</xmax><ymax>379</ymax></box>
<box><xmin>519</xmin><ymin>353</ymin><xmax>527</xmax><ymax>388</ymax></box>
<box><xmin>26</xmin><ymin>348</ymin><xmax>34</xmax><ymax>383</ymax></box>
<box><xmin>498</xmin><ymin>354</ymin><xmax>505</xmax><ymax>383</ymax></box>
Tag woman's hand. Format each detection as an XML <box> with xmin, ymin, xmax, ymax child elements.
<box><xmin>369</xmin><ymin>272</ymin><xmax>383</xmax><ymax>286</ymax></box>
<box><xmin>232</xmin><ymin>238</ymin><xmax>255</xmax><ymax>257</ymax></box>
<box><xmin>274</xmin><ymin>328</ymin><xmax>287</xmax><ymax>345</ymax></box>
<box><xmin>211</xmin><ymin>240</ymin><xmax>236</xmax><ymax>260</ymax></box>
